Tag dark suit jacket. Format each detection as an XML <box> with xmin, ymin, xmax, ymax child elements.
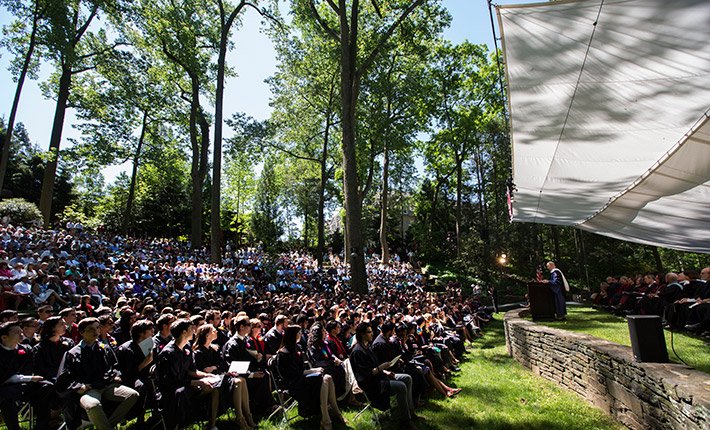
<box><xmin>116</xmin><ymin>340</ymin><xmax>150</xmax><ymax>388</ymax></box>
<box><xmin>372</xmin><ymin>334</ymin><xmax>396</xmax><ymax>365</ymax></box>
<box><xmin>263</xmin><ymin>327</ymin><xmax>282</xmax><ymax>356</ymax></box>
<box><xmin>56</xmin><ymin>341</ymin><xmax>120</xmax><ymax>393</ymax></box>
<box><xmin>222</xmin><ymin>334</ymin><xmax>259</xmax><ymax>371</ymax></box>
<box><xmin>32</xmin><ymin>337</ymin><xmax>74</xmax><ymax>382</ymax></box>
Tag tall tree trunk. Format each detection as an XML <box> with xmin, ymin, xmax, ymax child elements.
<box><xmin>579</xmin><ymin>228</ymin><xmax>591</xmax><ymax>290</ymax></box>
<box><xmin>430</xmin><ymin>178</ymin><xmax>442</xmax><ymax>235</ymax></box>
<box><xmin>379</xmin><ymin>140</ymin><xmax>390</xmax><ymax>263</ymax></box>
<box><xmin>455</xmin><ymin>156</ymin><xmax>462</xmax><ymax>257</ymax></box>
<box><xmin>211</xmin><ymin>41</ymin><xmax>225</xmax><ymax>263</ymax></box>
<box><xmin>400</xmin><ymin>180</ymin><xmax>405</xmax><ymax>241</ymax></box>
<box><xmin>198</xmin><ymin>111</ymin><xmax>210</xmax><ymax>243</ymax></box>
<box><xmin>343</xmin><ymin>188</ymin><xmax>349</xmax><ymax>265</ymax></box>
<box><xmin>189</xmin><ymin>78</ymin><xmax>205</xmax><ymax>249</ymax></box>
<box><xmin>304</xmin><ymin>211</ymin><xmax>309</xmax><ymax>248</ymax></box>
<box><xmin>474</xmin><ymin>147</ymin><xmax>491</xmax><ymax>266</ymax></box>
<box><xmin>492</xmin><ymin>145</ymin><xmax>501</xmax><ymax>228</ymax></box>
<box><xmin>0</xmin><ymin>6</ymin><xmax>39</xmax><ymax>195</ymax></box>
<box><xmin>235</xmin><ymin>176</ymin><xmax>241</xmax><ymax>245</ymax></box>
<box><xmin>123</xmin><ymin>111</ymin><xmax>148</xmax><ymax>234</ymax></box>
<box><xmin>339</xmin><ymin>1</ymin><xmax>367</xmax><ymax>293</ymax></box>
<box><xmin>316</xmin><ymin>115</ymin><xmax>331</xmax><ymax>267</ymax></box>
<box><xmin>211</xmin><ymin>3</ymin><xmax>243</xmax><ymax>264</ymax></box>
<box><xmin>39</xmin><ymin>64</ymin><xmax>73</xmax><ymax>227</ymax></box>
<box><xmin>552</xmin><ymin>225</ymin><xmax>561</xmax><ymax>262</ymax></box>
<box><xmin>652</xmin><ymin>246</ymin><xmax>664</xmax><ymax>273</ymax></box>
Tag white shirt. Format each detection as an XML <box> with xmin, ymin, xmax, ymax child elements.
<box><xmin>13</xmin><ymin>280</ymin><xmax>31</xmax><ymax>294</ymax></box>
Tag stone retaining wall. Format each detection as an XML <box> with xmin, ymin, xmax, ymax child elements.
<box><xmin>503</xmin><ymin>308</ymin><xmax>709</xmax><ymax>429</ymax></box>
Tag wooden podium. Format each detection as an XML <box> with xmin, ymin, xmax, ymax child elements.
<box><xmin>528</xmin><ymin>282</ymin><xmax>555</xmax><ymax>321</ymax></box>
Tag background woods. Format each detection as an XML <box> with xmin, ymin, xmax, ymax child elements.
<box><xmin>1</xmin><ymin>0</ymin><xmax>706</xmax><ymax>291</ymax></box>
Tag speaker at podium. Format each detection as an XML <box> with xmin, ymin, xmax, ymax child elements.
<box><xmin>527</xmin><ymin>282</ymin><xmax>555</xmax><ymax>321</ymax></box>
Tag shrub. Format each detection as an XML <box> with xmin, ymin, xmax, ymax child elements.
<box><xmin>0</xmin><ymin>198</ymin><xmax>42</xmax><ymax>225</ymax></box>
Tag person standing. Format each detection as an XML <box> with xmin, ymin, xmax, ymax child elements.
<box><xmin>545</xmin><ymin>261</ymin><xmax>568</xmax><ymax>320</ymax></box>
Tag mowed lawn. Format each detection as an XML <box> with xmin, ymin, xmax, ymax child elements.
<box><xmin>240</xmin><ymin>317</ymin><xmax>623</xmax><ymax>430</ymax></box>
<box><xmin>534</xmin><ymin>305</ymin><xmax>710</xmax><ymax>374</ymax></box>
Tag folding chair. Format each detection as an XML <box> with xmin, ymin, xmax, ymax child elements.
<box><xmin>142</xmin><ymin>365</ymin><xmax>167</xmax><ymax>430</ymax></box>
<box><xmin>18</xmin><ymin>401</ymin><xmax>34</xmax><ymax>430</ymax></box>
<box><xmin>266</xmin><ymin>356</ymin><xmax>298</xmax><ymax>428</ymax></box>
<box><xmin>352</xmin><ymin>391</ymin><xmax>381</xmax><ymax>428</ymax></box>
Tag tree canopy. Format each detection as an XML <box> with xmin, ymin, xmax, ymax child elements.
<box><xmin>1</xmin><ymin>0</ymin><xmax>706</xmax><ymax>290</ymax></box>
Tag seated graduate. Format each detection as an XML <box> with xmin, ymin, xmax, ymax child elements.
<box><xmin>307</xmin><ymin>322</ymin><xmax>348</xmax><ymax>398</ymax></box>
<box><xmin>222</xmin><ymin>316</ymin><xmax>273</xmax><ymax>416</ymax></box>
<box><xmin>246</xmin><ymin>317</ymin><xmax>268</xmax><ymax>370</ymax></box>
<box><xmin>205</xmin><ymin>310</ymin><xmax>229</xmax><ymax>348</ymax></box>
<box><xmin>193</xmin><ymin>324</ymin><xmax>255</xmax><ymax>429</ymax></box>
<box><xmin>116</xmin><ymin>319</ymin><xmax>155</xmax><ymax>428</ymax></box>
<box><xmin>350</xmin><ymin>322</ymin><xmax>420</xmax><ymax>430</ymax></box>
<box><xmin>263</xmin><ymin>314</ymin><xmax>288</xmax><ymax>357</ymax></box>
<box><xmin>373</xmin><ymin>322</ymin><xmax>425</xmax><ymax>404</ymax></box>
<box><xmin>96</xmin><ymin>314</ymin><xmax>118</xmax><ymax>350</ymax></box>
<box><xmin>19</xmin><ymin>317</ymin><xmax>40</xmax><ymax>346</ymax></box>
<box><xmin>155</xmin><ymin>319</ymin><xmax>219</xmax><ymax>430</ymax></box>
<box><xmin>324</xmin><ymin>320</ymin><xmax>349</xmax><ymax>360</ymax></box>
<box><xmin>275</xmin><ymin>325</ymin><xmax>345</xmax><ymax>430</ymax></box>
<box><xmin>152</xmin><ymin>313</ymin><xmax>175</xmax><ymax>354</ymax></box>
<box><xmin>33</xmin><ymin>316</ymin><xmax>74</xmax><ymax>383</ymax></box>
<box><xmin>55</xmin><ymin>317</ymin><xmax>139</xmax><ymax>430</ymax></box>
<box><xmin>390</xmin><ymin>323</ymin><xmax>460</xmax><ymax>399</ymax></box>
<box><xmin>407</xmin><ymin>321</ymin><xmax>448</xmax><ymax>379</ymax></box>
<box><xmin>0</xmin><ymin>321</ymin><xmax>56</xmax><ymax>430</ymax></box>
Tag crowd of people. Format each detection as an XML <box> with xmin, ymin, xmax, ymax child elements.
<box><xmin>0</xmin><ymin>223</ymin><xmax>492</xmax><ymax>430</ymax></box>
<box><xmin>590</xmin><ymin>268</ymin><xmax>710</xmax><ymax>337</ymax></box>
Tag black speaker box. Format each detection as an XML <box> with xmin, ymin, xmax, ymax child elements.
<box><xmin>626</xmin><ymin>315</ymin><xmax>669</xmax><ymax>363</ymax></box>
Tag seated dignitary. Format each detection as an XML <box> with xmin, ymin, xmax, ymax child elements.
<box><xmin>0</xmin><ymin>321</ymin><xmax>56</xmax><ymax>430</ymax></box>
<box><xmin>56</xmin><ymin>317</ymin><xmax>139</xmax><ymax>430</ymax></box>
<box><xmin>350</xmin><ymin>322</ymin><xmax>420</xmax><ymax>430</ymax></box>
<box><xmin>156</xmin><ymin>319</ymin><xmax>220</xmax><ymax>430</ymax></box>
<box><xmin>274</xmin><ymin>325</ymin><xmax>345</xmax><ymax>430</ymax></box>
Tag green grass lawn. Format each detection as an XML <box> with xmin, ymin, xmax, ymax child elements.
<box><xmin>217</xmin><ymin>317</ymin><xmax>623</xmax><ymax>430</ymax></box>
<box><xmin>532</xmin><ymin>305</ymin><xmax>710</xmax><ymax>374</ymax></box>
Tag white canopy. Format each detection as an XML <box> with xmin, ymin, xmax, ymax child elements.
<box><xmin>497</xmin><ymin>0</ymin><xmax>710</xmax><ymax>253</ymax></box>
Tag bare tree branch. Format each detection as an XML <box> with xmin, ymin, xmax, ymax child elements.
<box><xmin>74</xmin><ymin>5</ymin><xmax>98</xmax><ymax>45</ymax></box>
<box><xmin>309</xmin><ymin>0</ymin><xmax>340</xmax><ymax>41</ymax></box>
<box><xmin>267</xmin><ymin>141</ymin><xmax>320</xmax><ymax>163</ymax></box>
<box><xmin>244</xmin><ymin>2</ymin><xmax>285</xmax><ymax>31</ymax></box>
<box><xmin>325</xmin><ymin>0</ymin><xmax>339</xmax><ymax>14</ymax></box>
<box><xmin>359</xmin><ymin>0</ymin><xmax>426</xmax><ymax>75</ymax></box>
<box><xmin>70</xmin><ymin>65</ymin><xmax>96</xmax><ymax>74</ymax></box>
<box><xmin>76</xmin><ymin>42</ymin><xmax>128</xmax><ymax>62</ymax></box>
<box><xmin>370</xmin><ymin>0</ymin><xmax>383</xmax><ymax>19</ymax></box>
